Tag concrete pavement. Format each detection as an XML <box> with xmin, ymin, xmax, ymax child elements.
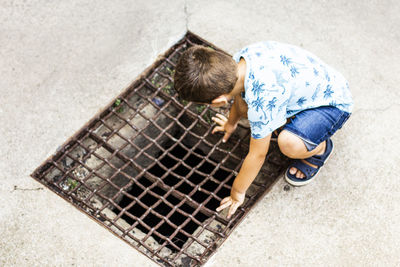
<box><xmin>1</xmin><ymin>0</ymin><xmax>399</xmax><ymax>266</ymax></box>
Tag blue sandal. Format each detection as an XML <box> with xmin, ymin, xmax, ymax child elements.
<box><xmin>285</xmin><ymin>138</ymin><xmax>334</xmax><ymax>186</ymax></box>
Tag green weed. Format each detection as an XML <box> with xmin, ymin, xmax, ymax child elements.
<box><xmin>66</xmin><ymin>178</ymin><xmax>78</xmax><ymax>190</ymax></box>
<box><xmin>114</xmin><ymin>99</ymin><xmax>124</xmax><ymax>113</ymax></box>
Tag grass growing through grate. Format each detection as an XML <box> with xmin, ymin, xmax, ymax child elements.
<box><xmin>31</xmin><ymin>32</ymin><xmax>290</xmax><ymax>267</ymax></box>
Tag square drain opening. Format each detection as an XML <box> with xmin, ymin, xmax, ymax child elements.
<box><xmin>31</xmin><ymin>31</ymin><xmax>290</xmax><ymax>266</ymax></box>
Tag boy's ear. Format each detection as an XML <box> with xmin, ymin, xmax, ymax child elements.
<box><xmin>211</xmin><ymin>95</ymin><xmax>229</xmax><ymax>107</ymax></box>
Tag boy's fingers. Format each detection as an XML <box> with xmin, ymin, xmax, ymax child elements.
<box><xmin>222</xmin><ymin>132</ymin><xmax>231</xmax><ymax>143</ymax></box>
<box><xmin>216</xmin><ymin>202</ymin><xmax>230</xmax><ymax>212</ymax></box>
<box><xmin>220</xmin><ymin>196</ymin><xmax>231</xmax><ymax>205</ymax></box>
<box><xmin>215</xmin><ymin>114</ymin><xmax>227</xmax><ymax>121</ymax></box>
<box><xmin>211</xmin><ymin>116</ymin><xmax>225</xmax><ymax>126</ymax></box>
<box><xmin>227</xmin><ymin>202</ymin><xmax>240</xmax><ymax>219</ymax></box>
<box><xmin>216</xmin><ymin>199</ymin><xmax>232</xmax><ymax>212</ymax></box>
<box><xmin>212</xmin><ymin>126</ymin><xmax>224</xmax><ymax>134</ymax></box>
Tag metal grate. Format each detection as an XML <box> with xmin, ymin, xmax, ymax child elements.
<box><xmin>31</xmin><ymin>31</ymin><xmax>290</xmax><ymax>266</ymax></box>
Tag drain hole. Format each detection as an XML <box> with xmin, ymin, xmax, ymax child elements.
<box><xmin>116</xmin><ymin>184</ymin><xmax>208</xmax><ymax>251</ymax></box>
<box><xmin>148</xmin><ymin>145</ymin><xmax>232</xmax><ymax>207</ymax></box>
<box><xmin>114</xmin><ymin>144</ymin><xmax>232</xmax><ymax>251</ymax></box>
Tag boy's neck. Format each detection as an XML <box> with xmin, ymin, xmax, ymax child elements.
<box><xmin>229</xmin><ymin>58</ymin><xmax>246</xmax><ymax>97</ymax></box>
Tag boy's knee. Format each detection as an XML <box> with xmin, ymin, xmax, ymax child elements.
<box><xmin>277</xmin><ymin>130</ymin><xmax>306</xmax><ymax>158</ymax></box>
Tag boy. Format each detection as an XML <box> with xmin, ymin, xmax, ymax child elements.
<box><xmin>173</xmin><ymin>41</ymin><xmax>353</xmax><ymax>219</ymax></box>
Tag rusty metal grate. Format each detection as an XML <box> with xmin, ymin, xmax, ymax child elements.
<box><xmin>31</xmin><ymin>31</ymin><xmax>290</xmax><ymax>266</ymax></box>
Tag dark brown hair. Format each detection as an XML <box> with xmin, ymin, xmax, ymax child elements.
<box><xmin>173</xmin><ymin>45</ymin><xmax>238</xmax><ymax>103</ymax></box>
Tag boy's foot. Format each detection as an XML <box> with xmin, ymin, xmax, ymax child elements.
<box><xmin>285</xmin><ymin>138</ymin><xmax>334</xmax><ymax>186</ymax></box>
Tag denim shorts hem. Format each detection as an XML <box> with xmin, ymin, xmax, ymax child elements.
<box><xmin>282</xmin><ymin>106</ymin><xmax>351</xmax><ymax>152</ymax></box>
<box><xmin>283</xmin><ymin>127</ymin><xmax>319</xmax><ymax>151</ymax></box>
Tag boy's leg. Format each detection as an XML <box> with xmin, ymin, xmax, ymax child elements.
<box><xmin>277</xmin><ymin>106</ymin><xmax>350</xmax><ymax>180</ymax></box>
<box><xmin>278</xmin><ymin>131</ymin><xmax>327</xmax><ymax>178</ymax></box>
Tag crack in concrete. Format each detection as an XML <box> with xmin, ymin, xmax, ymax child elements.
<box><xmin>184</xmin><ymin>0</ymin><xmax>189</xmax><ymax>31</ymax></box>
<box><xmin>11</xmin><ymin>185</ymin><xmax>43</xmax><ymax>192</ymax></box>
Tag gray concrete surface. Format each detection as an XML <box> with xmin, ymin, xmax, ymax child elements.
<box><xmin>1</xmin><ymin>0</ymin><xmax>399</xmax><ymax>266</ymax></box>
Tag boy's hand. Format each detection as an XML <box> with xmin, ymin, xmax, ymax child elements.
<box><xmin>216</xmin><ymin>189</ymin><xmax>245</xmax><ymax>219</ymax></box>
<box><xmin>211</xmin><ymin>114</ymin><xmax>237</xmax><ymax>143</ymax></box>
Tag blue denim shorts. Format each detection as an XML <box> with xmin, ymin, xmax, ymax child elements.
<box><xmin>283</xmin><ymin>106</ymin><xmax>351</xmax><ymax>151</ymax></box>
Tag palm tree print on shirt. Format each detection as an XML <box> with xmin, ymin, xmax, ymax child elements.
<box><xmin>249</xmin><ymin>71</ymin><xmax>255</xmax><ymax>80</ymax></box>
<box><xmin>251</xmin><ymin>80</ymin><xmax>266</xmax><ymax>97</ymax></box>
<box><xmin>241</xmin><ymin>47</ymin><xmax>249</xmax><ymax>54</ymax></box>
<box><xmin>297</xmin><ymin>97</ymin><xmax>307</xmax><ymax>107</ymax></box>
<box><xmin>272</xmin><ymin>70</ymin><xmax>288</xmax><ymax>94</ymax></box>
<box><xmin>265</xmin><ymin>97</ymin><xmax>277</xmax><ymax>120</ymax></box>
<box><xmin>312</xmin><ymin>84</ymin><xmax>321</xmax><ymax>101</ymax></box>
<box><xmin>307</xmin><ymin>56</ymin><xmax>316</xmax><ymax>63</ymax></box>
<box><xmin>321</xmin><ymin>66</ymin><xmax>330</xmax><ymax>81</ymax></box>
<box><xmin>250</xmin><ymin>120</ymin><xmax>270</xmax><ymax>139</ymax></box>
<box><xmin>251</xmin><ymin>96</ymin><xmax>268</xmax><ymax>120</ymax></box>
<box><xmin>249</xmin><ymin>120</ymin><xmax>270</xmax><ymax>130</ymax></box>
<box><xmin>280</xmin><ymin>55</ymin><xmax>292</xmax><ymax>66</ymax></box>
<box><xmin>325</xmin><ymin>72</ymin><xmax>330</xmax><ymax>81</ymax></box>
<box><xmin>290</xmin><ymin>65</ymin><xmax>299</xmax><ymax>77</ymax></box>
<box><xmin>324</xmin><ymin>84</ymin><xmax>334</xmax><ymax>99</ymax></box>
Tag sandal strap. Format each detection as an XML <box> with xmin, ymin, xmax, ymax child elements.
<box><xmin>290</xmin><ymin>160</ymin><xmax>319</xmax><ymax>178</ymax></box>
<box><xmin>303</xmin><ymin>156</ymin><xmax>325</xmax><ymax>167</ymax></box>
<box><xmin>303</xmin><ymin>139</ymin><xmax>333</xmax><ymax>167</ymax></box>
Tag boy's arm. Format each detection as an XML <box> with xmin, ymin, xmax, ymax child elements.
<box><xmin>227</xmin><ymin>96</ymin><xmax>243</xmax><ymax>126</ymax></box>
<box><xmin>217</xmin><ymin>134</ymin><xmax>271</xmax><ymax>219</ymax></box>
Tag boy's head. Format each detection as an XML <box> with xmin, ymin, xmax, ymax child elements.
<box><xmin>173</xmin><ymin>45</ymin><xmax>238</xmax><ymax>104</ymax></box>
